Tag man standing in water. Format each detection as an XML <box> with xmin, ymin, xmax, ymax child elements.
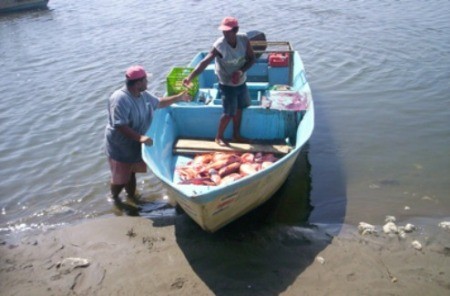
<box><xmin>183</xmin><ymin>16</ymin><xmax>256</xmax><ymax>146</ymax></box>
<box><xmin>105</xmin><ymin>65</ymin><xmax>190</xmax><ymax>211</ymax></box>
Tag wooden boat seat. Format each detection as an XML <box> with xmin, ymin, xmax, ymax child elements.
<box><xmin>173</xmin><ymin>138</ymin><xmax>292</xmax><ymax>155</ymax></box>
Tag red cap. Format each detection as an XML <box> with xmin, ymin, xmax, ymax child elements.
<box><xmin>218</xmin><ymin>16</ymin><xmax>239</xmax><ymax>31</ymax></box>
<box><xmin>125</xmin><ymin>65</ymin><xmax>147</xmax><ymax>80</ymax></box>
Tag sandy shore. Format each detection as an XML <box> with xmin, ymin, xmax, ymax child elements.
<box><xmin>1</xmin><ymin>214</ymin><xmax>449</xmax><ymax>296</ymax></box>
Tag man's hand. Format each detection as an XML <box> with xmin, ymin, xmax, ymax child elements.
<box><xmin>182</xmin><ymin>78</ymin><xmax>193</xmax><ymax>89</ymax></box>
<box><xmin>139</xmin><ymin>135</ymin><xmax>153</xmax><ymax>146</ymax></box>
<box><xmin>231</xmin><ymin>70</ymin><xmax>242</xmax><ymax>84</ymax></box>
<box><xmin>178</xmin><ymin>91</ymin><xmax>192</xmax><ymax>102</ymax></box>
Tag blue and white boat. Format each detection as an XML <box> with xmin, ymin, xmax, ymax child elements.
<box><xmin>142</xmin><ymin>38</ymin><xmax>314</xmax><ymax>232</ymax></box>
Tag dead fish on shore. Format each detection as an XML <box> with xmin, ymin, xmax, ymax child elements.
<box><xmin>383</xmin><ymin>222</ymin><xmax>398</xmax><ymax>234</ymax></box>
<box><xmin>438</xmin><ymin>221</ymin><xmax>450</xmax><ymax>230</ymax></box>
<box><xmin>358</xmin><ymin>222</ymin><xmax>376</xmax><ymax>235</ymax></box>
<box><xmin>56</xmin><ymin>257</ymin><xmax>90</xmax><ymax>273</ymax></box>
<box><xmin>411</xmin><ymin>240</ymin><xmax>422</xmax><ymax>250</ymax></box>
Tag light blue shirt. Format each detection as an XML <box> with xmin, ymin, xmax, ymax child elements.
<box><xmin>105</xmin><ymin>86</ymin><xmax>160</xmax><ymax>163</ymax></box>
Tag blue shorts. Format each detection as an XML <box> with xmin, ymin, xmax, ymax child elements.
<box><xmin>219</xmin><ymin>83</ymin><xmax>250</xmax><ymax>116</ymax></box>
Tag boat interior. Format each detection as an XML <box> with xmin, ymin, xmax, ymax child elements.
<box><xmin>143</xmin><ymin>41</ymin><xmax>313</xmax><ymax>191</ymax></box>
<box><xmin>163</xmin><ymin>41</ymin><xmax>309</xmax><ymax>147</ymax></box>
<box><xmin>185</xmin><ymin>41</ymin><xmax>308</xmax><ymax>107</ymax></box>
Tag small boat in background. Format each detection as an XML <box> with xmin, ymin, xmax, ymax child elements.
<box><xmin>0</xmin><ymin>0</ymin><xmax>49</xmax><ymax>13</ymax></box>
<box><xmin>143</xmin><ymin>34</ymin><xmax>314</xmax><ymax>232</ymax></box>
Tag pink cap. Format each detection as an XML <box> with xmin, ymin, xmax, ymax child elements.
<box><xmin>125</xmin><ymin>65</ymin><xmax>147</xmax><ymax>80</ymax></box>
<box><xmin>218</xmin><ymin>16</ymin><xmax>239</xmax><ymax>31</ymax></box>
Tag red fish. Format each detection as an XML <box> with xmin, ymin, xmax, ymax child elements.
<box><xmin>262</xmin><ymin>153</ymin><xmax>278</xmax><ymax>162</ymax></box>
<box><xmin>192</xmin><ymin>153</ymin><xmax>213</xmax><ymax>164</ymax></box>
<box><xmin>209</xmin><ymin>169</ymin><xmax>222</xmax><ymax>185</ymax></box>
<box><xmin>254</xmin><ymin>152</ymin><xmax>263</xmax><ymax>163</ymax></box>
<box><xmin>220</xmin><ymin>173</ymin><xmax>242</xmax><ymax>185</ymax></box>
<box><xmin>179</xmin><ymin>177</ymin><xmax>212</xmax><ymax>185</ymax></box>
<box><xmin>261</xmin><ymin>161</ymin><xmax>273</xmax><ymax>169</ymax></box>
<box><xmin>239</xmin><ymin>163</ymin><xmax>257</xmax><ymax>176</ymax></box>
<box><xmin>176</xmin><ymin>167</ymin><xmax>199</xmax><ymax>180</ymax></box>
<box><xmin>252</xmin><ymin>163</ymin><xmax>262</xmax><ymax>171</ymax></box>
<box><xmin>218</xmin><ymin>162</ymin><xmax>241</xmax><ymax>177</ymax></box>
<box><xmin>176</xmin><ymin>151</ymin><xmax>279</xmax><ymax>186</ymax></box>
<box><xmin>207</xmin><ymin>155</ymin><xmax>240</xmax><ymax>171</ymax></box>
<box><xmin>240</xmin><ymin>152</ymin><xmax>255</xmax><ymax>163</ymax></box>
<box><xmin>212</xmin><ymin>152</ymin><xmax>232</xmax><ymax>162</ymax></box>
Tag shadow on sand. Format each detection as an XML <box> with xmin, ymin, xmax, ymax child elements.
<box><xmin>169</xmin><ymin>147</ymin><xmax>337</xmax><ymax>295</ymax></box>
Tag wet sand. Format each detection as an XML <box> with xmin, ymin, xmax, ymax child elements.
<box><xmin>1</xmin><ymin>214</ymin><xmax>449</xmax><ymax>296</ymax></box>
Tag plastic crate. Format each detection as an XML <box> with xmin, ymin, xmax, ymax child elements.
<box><xmin>166</xmin><ymin>67</ymin><xmax>199</xmax><ymax>97</ymax></box>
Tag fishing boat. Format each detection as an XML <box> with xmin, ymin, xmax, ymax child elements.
<box><xmin>0</xmin><ymin>0</ymin><xmax>49</xmax><ymax>13</ymax></box>
<box><xmin>142</xmin><ymin>35</ymin><xmax>314</xmax><ymax>232</ymax></box>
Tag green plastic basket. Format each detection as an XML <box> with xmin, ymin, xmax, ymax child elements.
<box><xmin>166</xmin><ymin>67</ymin><xmax>199</xmax><ymax>97</ymax></box>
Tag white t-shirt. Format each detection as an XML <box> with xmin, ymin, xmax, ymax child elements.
<box><xmin>213</xmin><ymin>34</ymin><xmax>249</xmax><ymax>86</ymax></box>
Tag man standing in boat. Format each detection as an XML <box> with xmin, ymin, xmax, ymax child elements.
<box><xmin>105</xmin><ymin>65</ymin><xmax>190</xmax><ymax>211</ymax></box>
<box><xmin>183</xmin><ymin>16</ymin><xmax>256</xmax><ymax>146</ymax></box>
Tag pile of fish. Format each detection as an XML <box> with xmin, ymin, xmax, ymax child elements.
<box><xmin>176</xmin><ymin>151</ymin><xmax>278</xmax><ymax>186</ymax></box>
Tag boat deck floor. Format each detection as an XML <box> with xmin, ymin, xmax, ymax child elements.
<box><xmin>173</xmin><ymin>138</ymin><xmax>292</xmax><ymax>155</ymax></box>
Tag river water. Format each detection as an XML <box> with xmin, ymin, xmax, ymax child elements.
<box><xmin>1</xmin><ymin>0</ymin><xmax>449</xmax><ymax>236</ymax></box>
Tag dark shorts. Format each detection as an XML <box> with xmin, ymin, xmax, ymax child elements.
<box><xmin>219</xmin><ymin>83</ymin><xmax>251</xmax><ymax>116</ymax></box>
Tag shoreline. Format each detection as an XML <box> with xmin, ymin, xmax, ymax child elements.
<box><xmin>1</xmin><ymin>214</ymin><xmax>449</xmax><ymax>296</ymax></box>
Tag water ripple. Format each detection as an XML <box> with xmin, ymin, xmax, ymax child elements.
<box><xmin>1</xmin><ymin>0</ymin><xmax>449</xmax><ymax>234</ymax></box>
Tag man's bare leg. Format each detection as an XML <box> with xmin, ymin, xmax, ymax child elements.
<box><xmin>125</xmin><ymin>173</ymin><xmax>141</xmax><ymax>205</ymax></box>
<box><xmin>110</xmin><ymin>183</ymin><xmax>124</xmax><ymax>207</ymax></box>
<box><xmin>215</xmin><ymin>114</ymin><xmax>231</xmax><ymax>146</ymax></box>
<box><xmin>232</xmin><ymin>109</ymin><xmax>245</xmax><ymax>142</ymax></box>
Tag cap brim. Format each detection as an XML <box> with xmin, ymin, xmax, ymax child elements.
<box><xmin>218</xmin><ymin>25</ymin><xmax>234</xmax><ymax>31</ymax></box>
<box><xmin>126</xmin><ymin>72</ymin><xmax>153</xmax><ymax>80</ymax></box>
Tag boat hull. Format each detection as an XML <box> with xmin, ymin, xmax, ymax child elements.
<box><xmin>0</xmin><ymin>0</ymin><xmax>49</xmax><ymax>13</ymax></box>
<box><xmin>170</xmin><ymin>149</ymin><xmax>301</xmax><ymax>232</ymax></box>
